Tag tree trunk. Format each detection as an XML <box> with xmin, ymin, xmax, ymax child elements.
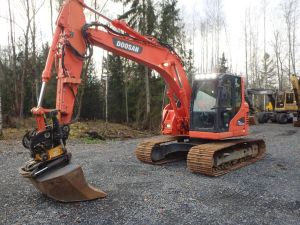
<box><xmin>76</xmin><ymin>58</ymin><xmax>91</xmax><ymax>121</ymax></box>
<box><xmin>279</xmin><ymin>56</ymin><xmax>284</xmax><ymax>90</ymax></box>
<box><xmin>105</xmin><ymin>57</ymin><xmax>108</xmax><ymax>123</ymax></box>
<box><xmin>275</xmin><ymin>46</ymin><xmax>281</xmax><ymax>90</ymax></box>
<box><xmin>50</xmin><ymin>0</ymin><xmax>54</xmax><ymax>36</ymax></box>
<box><xmin>0</xmin><ymin>90</ymin><xmax>2</xmax><ymax>138</ymax></box>
<box><xmin>273</xmin><ymin>31</ymin><xmax>283</xmax><ymax>91</ymax></box>
<box><xmin>124</xmin><ymin>62</ymin><xmax>129</xmax><ymax>123</ymax></box>
<box><xmin>244</xmin><ymin>10</ymin><xmax>248</xmax><ymax>87</ymax></box>
<box><xmin>124</xmin><ymin>80</ymin><xmax>129</xmax><ymax>123</ymax></box>
<box><xmin>0</xmin><ymin>61</ymin><xmax>3</xmax><ymax>138</ymax></box>
<box><xmin>283</xmin><ymin>0</ymin><xmax>295</xmax><ymax>86</ymax></box>
<box><xmin>8</xmin><ymin>0</ymin><xmax>19</xmax><ymax>116</ymax></box>
<box><xmin>291</xmin><ymin>6</ymin><xmax>296</xmax><ymax>75</ymax></box>
<box><xmin>205</xmin><ymin>28</ymin><xmax>207</xmax><ymax>73</ymax></box>
<box><xmin>19</xmin><ymin>0</ymin><xmax>31</xmax><ymax>119</ymax></box>
<box><xmin>211</xmin><ymin>31</ymin><xmax>214</xmax><ymax>72</ymax></box>
<box><xmin>94</xmin><ymin>0</ymin><xmax>98</xmax><ymax>21</ymax></box>
<box><xmin>144</xmin><ymin>66</ymin><xmax>151</xmax><ymax>127</ymax></box>
<box><xmin>248</xmin><ymin>11</ymin><xmax>252</xmax><ymax>87</ymax></box>
<box><xmin>263</xmin><ymin>0</ymin><xmax>267</xmax><ymax>90</ymax></box>
<box><xmin>215</xmin><ymin>0</ymin><xmax>221</xmax><ymax>65</ymax></box>
<box><xmin>30</xmin><ymin>0</ymin><xmax>39</xmax><ymax>103</ymax></box>
<box><xmin>141</xmin><ymin>0</ymin><xmax>151</xmax><ymax>128</ymax></box>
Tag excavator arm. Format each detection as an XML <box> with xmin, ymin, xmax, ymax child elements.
<box><xmin>20</xmin><ymin>0</ymin><xmax>191</xmax><ymax>202</ymax></box>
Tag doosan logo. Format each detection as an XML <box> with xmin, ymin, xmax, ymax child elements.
<box><xmin>112</xmin><ymin>38</ymin><xmax>143</xmax><ymax>54</ymax></box>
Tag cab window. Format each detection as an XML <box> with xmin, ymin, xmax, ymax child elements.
<box><xmin>276</xmin><ymin>93</ymin><xmax>284</xmax><ymax>108</ymax></box>
<box><xmin>220</xmin><ymin>79</ymin><xmax>232</xmax><ymax>108</ymax></box>
<box><xmin>193</xmin><ymin>90</ymin><xmax>216</xmax><ymax>112</ymax></box>
<box><xmin>234</xmin><ymin>78</ymin><xmax>242</xmax><ymax>110</ymax></box>
<box><xmin>191</xmin><ymin>80</ymin><xmax>217</xmax><ymax>129</ymax></box>
<box><xmin>286</xmin><ymin>93</ymin><xmax>294</xmax><ymax>104</ymax></box>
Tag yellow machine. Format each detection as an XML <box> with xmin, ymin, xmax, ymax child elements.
<box><xmin>265</xmin><ymin>102</ymin><xmax>273</xmax><ymax>111</ymax></box>
<box><xmin>256</xmin><ymin>91</ymin><xmax>296</xmax><ymax>124</ymax></box>
<box><xmin>275</xmin><ymin>91</ymin><xmax>297</xmax><ymax>111</ymax></box>
<box><xmin>291</xmin><ymin>74</ymin><xmax>300</xmax><ymax>126</ymax></box>
<box><xmin>253</xmin><ymin>74</ymin><xmax>300</xmax><ymax>126</ymax></box>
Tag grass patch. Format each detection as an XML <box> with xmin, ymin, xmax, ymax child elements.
<box><xmin>70</xmin><ymin>120</ymin><xmax>153</xmax><ymax>141</ymax></box>
<box><xmin>81</xmin><ymin>137</ymin><xmax>106</xmax><ymax>144</ymax></box>
<box><xmin>1</xmin><ymin>119</ymin><xmax>153</xmax><ymax>141</ymax></box>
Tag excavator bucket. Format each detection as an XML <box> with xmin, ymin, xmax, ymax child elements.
<box><xmin>21</xmin><ymin>164</ymin><xmax>107</xmax><ymax>202</ymax></box>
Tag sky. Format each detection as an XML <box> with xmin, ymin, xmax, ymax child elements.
<box><xmin>0</xmin><ymin>0</ymin><xmax>294</xmax><ymax>75</ymax></box>
<box><xmin>178</xmin><ymin>0</ymin><xmax>284</xmax><ymax>73</ymax></box>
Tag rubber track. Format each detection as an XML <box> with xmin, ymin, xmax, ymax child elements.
<box><xmin>187</xmin><ymin>139</ymin><xmax>266</xmax><ymax>176</ymax></box>
<box><xmin>135</xmin><ymin>136</ymin><xmax>178</xmax><ymax>164</ymax></box>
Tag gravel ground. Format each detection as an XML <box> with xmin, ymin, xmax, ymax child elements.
<box><xmin>0</xmin><ymin>124</ymin><xmax>300</xmax><ymax>225</ymax></box>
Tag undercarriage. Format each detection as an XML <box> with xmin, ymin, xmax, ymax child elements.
<box><xmin>136</xmin><ymin>136</ymin><xmax>266</xmax><ymax>176</ymax></box>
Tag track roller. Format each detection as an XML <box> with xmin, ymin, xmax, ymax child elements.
<box><xmin>187</xmin><ymin>139</ymin><xmax>266</xmax><ymax>176</ymax></box>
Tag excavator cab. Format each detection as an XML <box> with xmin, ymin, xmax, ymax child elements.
<box><xmin>190</xmin><ymin>74</ymin><xmax>242</xmax><ymax>133</ymax></box>
<box><xmin>275</xmin><ymin>91</ymin><xmax>297</xmax><ymax>111</ymax></box>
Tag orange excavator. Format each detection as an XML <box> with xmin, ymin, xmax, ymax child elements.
<box><xmin>19</xmin><ymin>0</ymin><xmax>266</xmax><ymax>202</ymax></box>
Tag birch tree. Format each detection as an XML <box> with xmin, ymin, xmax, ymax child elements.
<box><xmin>30</xmin><ymin>0</ymin><xmax>39</xmax><ymax>102</ymax></box>
<box><xmin>19</xmin><ymin>0</ymin><xmax>32</xmax><ymax>119</ymax></box>
<box><xmin>272</xmin><ymin>30</ymin><xmax>285</xmax><ymax>91</ymax></box>
<box><xmin>205</xmin><ymin>0</ymin><xmax>225</xmax><ymax>72</ymax></box>
<box><xmin>245</xmin><ymin>6</ymin><xmax>261</xmax><ymax>88</ymax></box>
<box><xmin>0</xmin><ymin>60</ymin><xmax>3</xmax><ymax>138</ymax></box>
<box><xmin>8</xmin><ymin>0</ymin><xmax>18</xmax><ymax>116</ymax></box>
<box><xmin>244</xmin><ymin>9</ymin><xmax>248</xmax><ymax>86</ymax></box>
<box><xmin>262</xmin><ymin>0</ymin><xmax>268</xmax><ymax>89</ymax></box>
<box><xmin>50</xmin><ymin>0</ymin><xmax>54</xmax><ymax>35</ymax></box>
<box><xmin>282</xmin><ymin>0</ymin><xmax>298</xmax><ymax>81</ymax></box>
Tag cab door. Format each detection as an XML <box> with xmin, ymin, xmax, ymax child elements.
<box><xmin>190</xmin><ymin>79</ymin><xmax>218</xmax><ymax>131</ymax></box>
<box><xmin>216</xmin><ymin>75</ymin><xmax>242</xmax><ymax>132</ymax></box>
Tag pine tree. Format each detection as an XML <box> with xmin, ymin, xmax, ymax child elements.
<box><xmin>218</xmin><ymin>52</ymin><xmax>228</xmax><ymax>73</ymax></box>
<box><xmin>80</xmin><ymin>60</ymin><xmax>103</xmax><ymax>120</ymax></box>
<box><xmin>185</xmin><ymin>49</ymin><xmax>196</xmax><ymax>83</ymax></box>
<box><xmin>158</xmin><ymin>0</ymin><xmax>183</xmax><ymax>52</ymax></box>
<box><xmin>260</xmin><ymin>53</ymin><xmax>276</xmax><ymax>89</ymax></box>
<box><xmin>117</xmin><ymin>0</ymin><xmax>157</xmax><ymax>127</ymax></box>
<box><xmin>105</xmin><ymin>54</ymin><xmax>126</xmax><ymax>123</ymax></box>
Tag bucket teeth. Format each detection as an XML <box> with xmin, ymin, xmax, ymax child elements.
<box><xmin>21</xmin><ymin>164</ymin><xmax>107</xmax><ymax>202</ymax></box>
